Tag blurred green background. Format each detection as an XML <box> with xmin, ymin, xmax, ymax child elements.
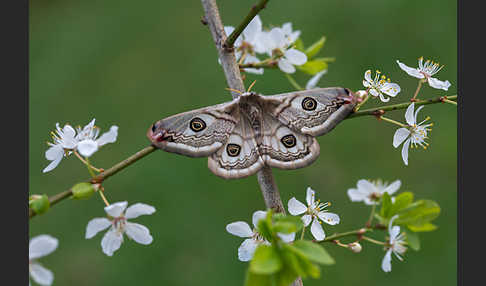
<box><xmin>29</xmin><ymin>0</ymin><xmax>456</xmax><ymax>285</ymax></box>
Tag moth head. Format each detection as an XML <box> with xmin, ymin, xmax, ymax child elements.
<box><xmin>147</xmin><ymin>121</ymin><xmax>169</xmax><ymax>145</ymax></box>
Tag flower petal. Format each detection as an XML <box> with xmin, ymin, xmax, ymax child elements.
<box><xmin>277</xmin><ymin>232</ymin><xmax>295</xmax><ymax>243</ymax></box>
<box><xmin>364</xmin><ymin>70</ymin><xmax>373</xmax><ymax>83</ymax></box>
<box><xmin>278</xmin><ymin>58</ymin><xmax>296</xmax><ymax>73</ymax></box>
<box><xmin>393</xmin><ymin>128</ymin><xmax>410</xmax><ymax>148</ymax></box>
<box><xmin>284</xmin><ymin>49</ymin><xmax>307</xmax><ymax>66</ymax></box>
<box><xmin>401</xmin><ymin>139</ymin><xmax>411</xmax><ymax>166</ymax></box>
<box><xmin>96</xmin><ymin>126</ymin><xmax>118</xmax><ymax>147</ymax></box>
<box><xmin>347</xmin><ymin>188</ymin><xmax>366</xmax><ymax>202</ymax></box>
<box><xmin>29</xmin><ymin>235</ymin><xmax>58</xmax><ymax>260</ymax></box>
<box><xmin>226</xmin><ymin>221</ymin><xmax>253</xmax><ymax>238</ymax></box>
<box><xmin>252</xmin><ymin>210</ymin><xmax>267</xmax><ymax>228</ymax></box>
<box><xmin>389</xmin><ymin>225</ymin><xmax>401</xmax><ymax>242</ymax></box>
<box><xmin>125</xmin><ymin>203</ymin><xmax>156</xmax><ymax>219</ymax></box>
<box><xmin>101</xmin><ymin>229</ymin><xmax>123</xmax><ymax>256</ymax></box>
<box><xmin>317</xmin><ymin>212</ymin><xmax>340</xmax><ymax>225</ymax></box>
<box><xmin>288</xmin><ymin>197</ymin><xmax>307</xmax><ymax>215</ymax></box>
<box><xmin>404</xmin><ymin>103</ymin><xmax>416</xmax><ymax>125</ymax></box>
<box><xmin>30</xmin><ymin>263</ymin><xmax>54</xmax><ymax>286</ymax></box>
<box><xmin>243</xmin><ymin>15</ymin><xmax>262</xmax><ymax>44</ymax></box>
<box><xmin>396</xmin><ymin>60</ymin><xmax>424</xmax><ymax>79</ymax></box>
<box><xmin>380</xmin><ymin>82</ymin><xmax>400</xmax><ymax>97</ymax></box>
<box><xmin>238</xmin><ymin>238</ymin><xmax>259</xmax><ymax>262</ymax></box>
<box><xmin>302</xmin><ymin>214</ymin><xmax>312</xmax><ymax>227</ymax></box>
<box><xmin>306</xmin><ymin>187</ymin><xmax>315</xmax><ymax>206</ymax></box>
<box><xmin>310</xmin><ymin>218</ymin><xmax>325</xmax><ymax>241</ymax></box>
<box><xmin>104</xmin><ymin>201</ymin><xmax>128</xmax><ymax>218</ymax></box>
<box><xmin>77</xmin><ymin>139</ymin><xmax>98</xmax><ymax>157</ymax></box>
<box><xmin>85</xmin><ymin>218</ymin><xmax>112</xmax><ymax>239</ymax></box>
<box><xmin>383</xmin><ymin>180</ymin><xmax>401</xmax><ymax>195</ymax></box>
<box><xmin>42</xmin><ymin>146</ymin><xmax>64</xmax><ymax>173</ymax></box>
<box><xmin>305</xmin><ymin>70</ymin><xmax>327</xmax><ymax>90</ymax></box>
<box><xmin>125</xmin><ymin>222</ymin><xmax>153</xmax><ymax>245</ymax></box>
<box><xmin>381</xmin><ymin>249</ymin><xmax>393</xmax><ymax>272</ymax></box>
<box><xmin>427</xmin><ymin>77</ymin><xmax>451</xmax><ymax>90</ymax></box>
<box><xmin>414</xmin><ymin>105</ymin><xmax>424</xmax><ymax>123</ymax></box>
<box><xmin>356</xmin><ymin>179</ymin><xmax>376</xmax><ymax>195</ymax></box>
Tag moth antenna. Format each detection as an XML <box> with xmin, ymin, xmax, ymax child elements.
<box><xmin>247</xmin><ymin>80</ymin><xmax>257</xmax><ymax>93</ymax></box>
<box><xmin>225</xmin><ymin>88</ymin><xmax>243</xmax><ymax>95</ymax></box>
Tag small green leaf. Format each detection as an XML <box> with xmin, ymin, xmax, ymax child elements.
<box><xmin>407</xmin><ymin>223</ymin><xmax>438</xmax><ymax>232</ymax></box>
<box><xmin>380</xmin><ymin>192</ymin><xmax>393</xmax><ymax>218</ymax></box>
<box><xmin>244</xmin><ymin>270</ymin><xmax>273</xmax><ymax>286</ymax></box>
<box><xmin>396</xmin><ymin>200</ymin><xmax>440</xmax><ymax>226</ymax></box>
<box><xmin>250</xmin><ymin>245</ymin><xmax>283</xmax><ymax>275</ymax></box>
<box><xmin>276</xmin><ymin>264</ymin><xmax>301</xmax><ymax>286</ymax></box>
<box><xmin>404</xmin><ymin>228</ymin><xmax>421</xmax><ymax>251</ymax></box>
<box><xmin>291</xmin><ymin>240</ymin><xmax>335</xmax><ymax>265</ymax></box>
<box><xmin>257</xmin><ymin>212</ymin><xmax>274</xmax><ymax>241</ymax></box>
<box><xmin>281</xmin><ymin>244</ymin><xmax>320</xmax><ymax>278</ymax></box>
<box><xmin>273</xmin><ymin>215</ymin><xmax>303</xmax><ymax>234</ymax></box>
<box><xmin>71</xmin><ymin>182</ymin><xmax>96</xmax><ymax>200</ymax></box>
<box><xmin>305</xmin><ymin>36</ymin><xmax>326</xmax><ymax>58</ymax></box>
<box><xmin>297</xmin><ymin>59</ymin><xmax>328</xmax><ymax>75</ymax></box>
<box><xmin>294</xmin><ymin>38</ymin><xmax>304</xmax><ymax>51</ymax></box>
<box><xmin>29</xmin><ymin>194</ymin><xmax>50</xmax><ymax>215</ymax></box>
<box><xmin>389</xmin><ymin>192</ymin><xmax>414</xmax><ymax>215</ymax></box>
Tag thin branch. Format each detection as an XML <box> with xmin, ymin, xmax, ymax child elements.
<box><xmin>223</xmin><ymin>0</ymin><xmax>269</xmax><ymax>50</ymax></box>
<box><xmin>322</xmin><ymin>228</ymin><xmax>371</xmax><ymax>242</ymax></box>
<box><xmin>29</xmin><ymin>145</ymin><xmax>157</xmax><ymax>219</ymax></box>
<box><xmin>347</xmin><ymin>95</ymin><xmax>457</xmax><ymax>119</ymax></box>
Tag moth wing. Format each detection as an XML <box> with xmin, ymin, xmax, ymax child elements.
<box><xmin>259</xmin><ymin>113</ymin><xmax>320</xmax><ymax>170</ymax></box>
<box><xmin>261</xmin><ymin>87</ymin><xmax>357</xmax><ymax>137</ymax></box>
<box><xmin>148</xmin><ymin>100</ymin><xmax>238</xmax><ymax>157</ymax></box>
<box><xmin>208</xmin><ymin>110</ymin><xmax>265</xmax><ymax>179</ymax></box>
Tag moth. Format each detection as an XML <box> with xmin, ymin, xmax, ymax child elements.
<box><xmin>147</xmin><ymin>87</ymin><xmax>359</xmax><ymax>179</ymax></box>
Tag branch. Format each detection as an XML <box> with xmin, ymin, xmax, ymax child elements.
<box><xmin>29</xmin><ymin>145</ymin><xmax>157</xmax><ymax>219</ymax></box>
<box><xmin>223</xmin><ymin>0</ymin><xmax>269</xmax><ymax>50</ymax></box>
<box><xmin>347</xmin><ymin>95</ymin><xmax>457</xmax><ymax>119</ymax></box>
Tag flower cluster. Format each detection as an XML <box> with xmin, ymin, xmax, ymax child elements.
<box><xmin>347</xmin><ymin>179</ymin><xmax>402</xmax><ymax>205</ymax></box>
<box><xmin>43</xmin><ymin>119</ymin><xmax>118</xmax><ymax>173</ymax></box>
<box><xmin>224</xmin><ymin>16</ymin><xmax>308</xmax><ymax>74</ymax></box>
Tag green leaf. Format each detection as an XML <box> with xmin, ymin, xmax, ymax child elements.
<box><xmin>29</xmin><ymin>194</ymin><xmax>50</xmax><ymax>215</ymax></box>
<box><xmin>257</xmin><ymin>211</ymin><xmax>274</xmax><ymax>241</ymax></box>
<box><xmin>281</xmin><ymin>244</ymin><xmax>320</xmax><ymax>278</ymax></box>
<box><xmin>297</xmin><ymin>59</ymin><xmax>328</xmax><ymax>75</ymax></box>
<box><xmin>396</xmin><ymin>200</ymin><xmax>440</xmax><ymax>226</ymax></box>
<box><xmin>273</xmin><ymin>215</ymin><xmax>303</xmax><ymax>234</ymax></box>
<box><xmin>407</xmin><ymin>223</ymin><xmax>438</xmax><ymax>232</ymax></box>
<box><xmin>71</xmin><ymin>182</ymin><xmax>95</xmax><ymax>200</ymax></box>
<box><xmin>250</xmin><ymin>245</ymin><xmax>283</xmax><ymax>275</ymax></box>
<box><xmin>305</xmin><ymin>36</ymin><xmax>326</xmax><ymax>58</ymax></box>
<box><xmin>244</xmin><ymin>270</ymin><xmax>273</xmax><ymax>286</ymax></box>
<box><xmin>276</xmin><ymin>264</ymin><xmax>301</xmax><ymax>286</ymax></box>
<box><xmin>294</xmin><ymin>38</ymin><xmax>304</xmax><ymax>52</ymax></box>
<box><xmin>404</xmin><ymin>228</ymin><xmax>421</xmax><ymax>251</ymax></box>
<box><xmin>389</xmin><ymin>192</ymin><xmax>414</xmax><ymax>215</ymax></box>
<box><xmin>380</xmin><ymin>192</ymin><xmax>393</xmax><ymax>218</ymax></box>
<box><xmin>291</xmin><ymin>240</ymin><xmax>335</xmax><ymax>265</ymax></box>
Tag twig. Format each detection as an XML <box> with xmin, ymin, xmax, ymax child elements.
<box><xmin>347</xmin><ymin>95</ymin><xmax>457</xmax><ymax>119</ymax></box>
<box><xmin>322</xmin><ymin>228</ymin><xmax>371</xmax><ymax>242</ymax></box>
<box><xmin>29</xmin><ymin>145</ymin><xmax>157</xmax><ymax>219</ymax></box>
<box><xmin>223</xmin><ymin>0</ymin><xmax>269</xmax><ymax>50</ymax></box>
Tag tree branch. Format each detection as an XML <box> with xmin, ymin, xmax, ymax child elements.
<box><xmin>29</xmin><ymin>145</ymin><xmax>157</xmax><ymax>219</ymax></box>
<box><xmin>223</xmin><ymin>0</ymin><xmax>269</xmax><ymax>50</ymax></box>
<box><xmin>347</xmin><ymin>95</ymin><xmax>457</xmax><ymax>119</ymax></box>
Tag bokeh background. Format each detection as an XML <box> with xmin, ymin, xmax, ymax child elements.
<box><xmin>29</xmin><ymin>0</ymin><xmax>456</xmax><ymax>285</ymax></box>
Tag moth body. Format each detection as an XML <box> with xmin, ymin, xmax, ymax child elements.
<box><xmin>148</xmin><ymin>88</ymin><xmax>358</xmax><ymax>179</ymax></box>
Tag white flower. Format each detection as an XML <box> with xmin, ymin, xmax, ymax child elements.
<box><xmin>42</xmin><ymin>123</ymin><xmax>78</xmax><ymax>173</ymax></box>
<box><xmin>381</xmin><ymin>215</ymin><xmax>407</xmax><ymax>272</ymax></box>
<box><xmin>76</xmin><ymin>118</ymin><xmax>118</xmax><ymax>157</ymax></box>
<box><xmin>305</xmin><ymin>70</ymin><xmax>328</xmax><ymax>89</ymax></box>
<box><xmin>393</xmin><ymin>103</ymin><xmax>433</xmax><ymax>165</ymax></box>
<box><xmin>362</xmin><ymin>70</ymin><xmax>401</xmax><ymax>102</ymax></box>
<box><xmin>288</xmin><ymin>187</ymin><xmax>340</xmax><ymax>241</ymax></box>
<box><xmin>226</xmin><ymin>210</ymin><xmax>295</xmax><ymax>262</ymax></box>
<box><xmin>347</xmin><ymin>179</ymin><xmax>401</xmax><ymax>205</ymax></box>
<box><xmin>85</xmin><ymin>201</ymin><xmax>155</xmax><ymax>256</ymax></box>
<box><xmin>29</xmin><ymin>235</ymin><xmax>58</xmax><ymax>286</ymax></box>
<box><xmin>397</xmin><ymin>57</ymin><xmax>451</xmax><ymax>90</ymax></box>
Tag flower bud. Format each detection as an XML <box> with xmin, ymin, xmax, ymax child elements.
<box><xmin>29</xmin><ymin>194</ymin><xmax>50</xmax><ymax>215</ymax></box>
<box><xmin>348</xmin><ymin>242</ymin><xmax>362</xmax><ymax>253</ymax></box>
<box><xmin>72</xmin><ymin>182</ymin><xmax>96</xmax><ymax>200</ymax></box>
